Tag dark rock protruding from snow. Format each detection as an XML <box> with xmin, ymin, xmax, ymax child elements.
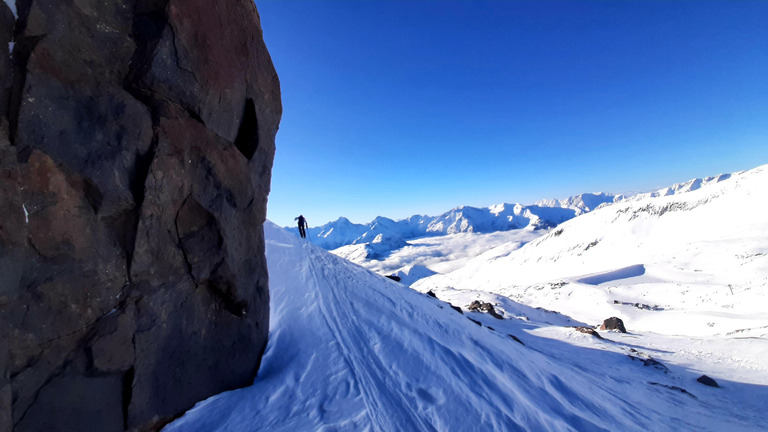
<box><xmin>391</xmin><ymin>264</ymin><xmax>438</xmax><ymax>286</ymax></box>
<box><xmin>0</xmin><ymin>0</ymin><xmax>280</xmax><ymax>430</ymax></box>
<box><xmin>628</xmin><ymin>350</ymin><xmax>669</xmax><ymax>373</ymax></box>
<box><xmin>697</xmin><ymin>375</ymin><xmax>720</xmax><ymax>388</ymax></box>
<box><xmin>467</xmin><ymin>300</ymin><xmax>503</xmax><ymax>319</ymax></box>
<box><xmin>573</xmin><ymin>327</ymin><xmax>604</xmax><ymax>339</ymax></box>
<box><xmin>613</xmin><ymin>300</ymin><xmax>664</xmax><ymax>311</ymax></box>
<box><xmin>648</xmin><ymin>382</ymin><xmax>698</xmax><ymax>399</ymax></box>
<box><xmin>600</xmin><ymin>317</ymin><xmax>627</xmax><ymax>333</ymax></box>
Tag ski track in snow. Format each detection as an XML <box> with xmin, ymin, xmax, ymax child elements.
<box><xmin>165</xmin><ymin>220</ymin><xmax>768</xmax><ymax>432</ymax></box>
<box><xmin>305</xmin><ymin>242</ymin><xmax>435</xmax><ymax>432</ymax></box>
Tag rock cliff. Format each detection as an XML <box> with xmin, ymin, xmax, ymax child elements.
<box><xmin>0</xmin><ymin>0</ymin><xmax>280</xmax><ymax>430</ymax></box>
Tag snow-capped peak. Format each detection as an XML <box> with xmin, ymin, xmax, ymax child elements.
<box><xmin>289</xmin><ymin>166</ymin><xmax>758</xmax><ymax>254</ymax></box>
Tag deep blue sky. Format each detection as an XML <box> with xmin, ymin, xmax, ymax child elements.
<box><xmin>258</xmin><ymin>1</ymin><xmax>768</xmax><ymax>227</ymax></box>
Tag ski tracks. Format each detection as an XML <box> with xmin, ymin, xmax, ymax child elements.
<box><xmin>302</xmin><ymin>242</ymin><xmax>436</xmax><ymax>432</ymax></box>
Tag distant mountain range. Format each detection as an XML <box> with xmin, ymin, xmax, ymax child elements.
<box><xmin>287</xmin><ymin>171</ymin><xmax>736</xmax><ymax>250</ymax></box>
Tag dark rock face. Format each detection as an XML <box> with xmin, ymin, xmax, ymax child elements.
<box><xmin>612</xmin><ymin>299</ymin><xmax>663</xmax><ymax>311</ymax></box>
<box><xmin>627</xmin><ymin>349</ymin><xmax>669</xmax><ymax>373</ymax></box>
<box><xmin>0</xmin><ymin>0</ymin><xmax>280</xmax><ymax>431</ymax></box>
<box><xmin>697</xmin><ymin>375</ymin><xmax>719</xmax><ymax>388</ymax></box>
<box><xmin>600</xmin><ymin>317</ymin><xmax>627</xmax><ymax>333</ymax></box>
<box><xmin>508</xmin><ymin>334</ymin><xmax>525</xmax><ymax>345</ymax></box>
<box><xmin>573</xmin><ymin>326</ymin><xmax>604</xmax><ymax>340</ymax></box>
<box><xmin>648</xmin><ymin>382</ymin><xmax>697</xmax><ymax>399</ymax></box>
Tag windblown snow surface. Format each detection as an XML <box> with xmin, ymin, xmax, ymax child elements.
<box><xmin>166</xmin><ymin>196</ymin><xmax>768</xmax><ymax>432</ymax></box>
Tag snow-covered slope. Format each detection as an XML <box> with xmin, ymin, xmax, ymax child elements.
<box><xmin>390</xmin><ymin>264</ymin><xmax>437</xmax><ymax>286</ymax></box>
<box><xmin>165</xmin><ymin>221</ymin><xmax>768</xmax><ymax>432</ymax></box>
<box><xmin>304</xmin><ymin>216</ymin><xmax>370</xmax><ymax>249</ymax></box>
<box><xmin>415</xmin><ymin>164</ymin><xmax>768</xmax><ymax>338</ymax></box>
<box><xmin>423</xmin><ymin>203</ymin><xmax>575</xmax><ymax>234</ymax></box>
<box><xmin>535</xmin><ymin>174</ymin><xmax>735</xmax><ymax>213</ymax></box>
<box><xmin>625</xmin><ymin>173</ymin><xmax>733</xmax><ymax>201</ymax></box>
<box><xmin>535</xmin><ymin>192</ymin><xmax>619</xmax><ymax>213</ymax></box>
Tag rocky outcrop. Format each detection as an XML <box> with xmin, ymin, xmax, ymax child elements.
<box><xmin>600</xmin><ymin>317</ymin><xmax>627</xmax><ymax>333</ymax></box>
<box><xmin>627</xmin><ymin>349</ymin><xmax>669</xmax><ymax>373</ymax></box>
<box><xmin>648</xmin><ymin>382</ymin><xmax>697</xmax><ymax>399</ymax></box>
<box><xmin>467</xmin><ymin>300</ymin><xmax>503</xmax><ymax>319</ymax></box>
<box><xmin>696</xmin><ymin>375</ymin><xmax>719</xmax><ymax>388</ymax></box>
<box><xmin>0</xmin><ymin>0</ymin><xmax>281</xmax><ymax>431</ymax></box>
<box><xmin>573</xmin><ymin>327</ymin><xmax>604</xmax><ymax>340</ymax></box>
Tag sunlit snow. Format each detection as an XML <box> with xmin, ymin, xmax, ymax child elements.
<box><xmin>166</xmin><ymin>161</ymin><xmax>768</xmax><ymax>432</ymax></box>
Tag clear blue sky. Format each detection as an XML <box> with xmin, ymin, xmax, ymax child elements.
<box><xmin>257</xmin><ymin>1</ymin><xmax>768</xmax><ymax>227</ymax></box>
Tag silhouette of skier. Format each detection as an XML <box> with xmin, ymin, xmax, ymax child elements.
<box><xmin>295</xmin><ymin>215</ymin><xmax>308</xmax><ymax>239</ymax></box>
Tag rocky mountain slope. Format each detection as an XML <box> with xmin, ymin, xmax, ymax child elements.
<box><xmin>0</xmin><ymin>1</ymin><xmax>280</xmax><ymax>430</ymax></box>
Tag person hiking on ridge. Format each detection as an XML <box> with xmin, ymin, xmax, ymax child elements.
<box><xmin>295</xmin><ymin>215</ymin><xmax>309</xmax><ymax>239</ymax></box>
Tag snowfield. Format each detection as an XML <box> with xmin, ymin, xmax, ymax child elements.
<box><xmin>165</xmin><ymin>195</ymin><xmax>768</xmax><ymax>431</ymax></box>
<box><xmin>414</xmin><ymin>164</ymin><xmax>768</xmax><ymax>338</ymax></box>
